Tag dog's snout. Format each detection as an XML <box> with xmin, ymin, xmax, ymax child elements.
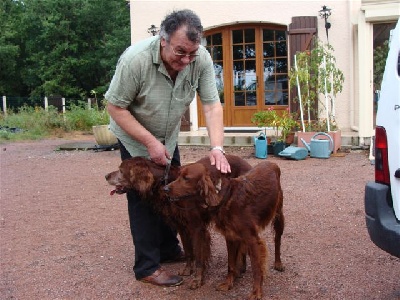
<box><xmin>105</xmin><ymin>173</ymin><xmax>111</xmax><ymax>181</ymax></box>
<box><xmin>163</xmin><ymin>185</ymin><xmax>170</xmax><ymax>193</ymax></box>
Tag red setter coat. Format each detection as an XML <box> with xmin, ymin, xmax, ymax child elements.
<box><xmin>106</xmin><ymin>155</ymin><xmax>251</xmax><ymax>289</ymax></box>
<box><xmin>165</xmin><ymin>160</ymin><xmax>284</xmax><ymax>300</ymax></box>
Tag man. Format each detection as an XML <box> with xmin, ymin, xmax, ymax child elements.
<box><xmin>105</xmin><ymin>9</ymin><xmax>230</xmax><ymax>287</ymax></box>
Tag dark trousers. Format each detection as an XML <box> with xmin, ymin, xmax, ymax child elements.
<box><xmin>119</xmin><ymin>142</ymin><xmax>181</xmax><ymax>280</ymax></box>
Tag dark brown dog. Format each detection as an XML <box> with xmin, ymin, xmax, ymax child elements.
<box><xmin>165</xmin><ymin>160</ymin><xmax>284</xmax><ymax>300</ymax></box>
<box><xmin>105</xmin><ymin>155</ymin><xmax>252</xmax><ymax>289</ymax></box>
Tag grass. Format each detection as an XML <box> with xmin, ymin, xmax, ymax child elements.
<box><xmin>0</xmin><ymin>102</ymin><xmax>110</xmax><ymax>143</ymax></box>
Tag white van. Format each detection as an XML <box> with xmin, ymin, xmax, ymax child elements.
<box><xmin>364</xmin><ymin>20</ymin><xmax>400</xmax><ymax>258</ymax></box>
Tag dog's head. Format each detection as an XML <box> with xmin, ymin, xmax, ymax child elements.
<box><xmin>105</xmin><ymin>157</ymin><xmax>157</xmax><ymax>196</ymax></box>
<box><xmin>164</xmin><ymin>163</ymin><xmax>220</xmax><ymax>207</ymax></box>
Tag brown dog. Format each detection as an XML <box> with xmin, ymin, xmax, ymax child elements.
<box><xmin>105</xmin><ymin>155</ymin><xmax>251</xmax><ymax>289</ymax></box>
<box><xmin>165</xmin><ymin>160</ymin><xmax>284</xmax><ymax>300</ymax></box>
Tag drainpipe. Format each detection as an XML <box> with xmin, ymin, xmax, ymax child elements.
<box><xmin>350</xmin><ymin>0</ymin><xmax>358</xmax><ymax>132</ymax></box>
<box><xmin>356</xmin><ymin>11</ymin><xmax>374</xmax><ymax>145</ymax></box>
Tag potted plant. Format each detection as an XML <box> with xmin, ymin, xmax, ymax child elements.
<box><xmin>90</xmin><ymin>91</ymin><xmax>117</xmax><ymax>146</ymax></box>
<box><xmin>289</xmin><ymin>38</ymin><xmax>344</xmax><ymax>153</ymax></box>
<box><xmin>251</xmin><ymin>107</ymin><xmax>298</xmax><ymax>155</ymax></box>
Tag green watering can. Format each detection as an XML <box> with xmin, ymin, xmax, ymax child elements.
<box><xmin>300</xmin><ymin>132</ymin><xmax>334</xmax><ymax>159</ymax></box>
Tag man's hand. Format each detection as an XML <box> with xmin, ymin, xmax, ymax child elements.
<box><xmin>209</xmin><ymin>149</ymin><xmax>231</xmax><ymax>173</ymax></box>
<box><xmin>147</xmin><ymin>140</ymin><xmax>171</xmax><ymax>166</ymax></box>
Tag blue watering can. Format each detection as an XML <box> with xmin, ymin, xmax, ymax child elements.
<box><xmin>301</xmin><ymin>132</ymin><xmax>334</xmax><ymax>159</ymax></box>
<box><xmin>254</xmin><ymin>132</ymin><xmax>267</xmax><ymax>159</ymax></box>
<box><xmin>278</xmin><ymin>146</ymin><xmax>308</xmax><ymax>160</ymax></box>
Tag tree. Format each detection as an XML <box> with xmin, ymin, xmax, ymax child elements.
<box><xmin>0</xmin><ymin>0</ymin><xmax>24</xmax><ymax>95</ymax></box>
<box><xmin>289</xmin><ymin>38</ymin><xmax>344</xmax><ymax>132</ymax></box>
<box><xmin>0</xmin><ymin>0</ymin><xmax>130</xmax><ymax>99</ymax></box>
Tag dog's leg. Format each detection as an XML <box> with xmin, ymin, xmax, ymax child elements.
<box><xmin>178</xmin><ymin>229</ymin><xmax>195</xmax><ymax>276</ymax></box>
<box><xmin>188</xmin><ymin>227</ymin><xmax>211</xmax><ymax>289</ymax></box>
<box><xmin>237</xmin><ymin>242</ymin><xmax>247</xmax><ymax>276</ymax></box>
<box><xmin>216</xmin><ymin>239</ymin><xmax>240</xmax><ymax>291</ymax></box>
<box><xmin>272</xmin><ymin>196</ymin><xmax>285</xmax><ymax>272</ymax></box>
<box><xmin>247</xmin><ymin>236</ymin><xmax>267</xmax><ymax>300</ymax></box>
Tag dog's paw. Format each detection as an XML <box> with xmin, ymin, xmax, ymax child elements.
<box><xmin>188</xmin><ymin>277</ymin><xmax>202</xmax><ymax>289</ymax></box>
<box><xmin>273</xmin><ymin>262</ymin><xmax>285</xmax><ymax>272</ymax></box>
<box><xmin>178</xmin><ymin>265</ymin><xmax>193</xmax><ymax>276</ymax></box>
<box><xmin>247</xmin><ymin>292</ymin><xmax>262</xmax><ymax>300</ymax></box>
<box><xmin>216</xmin><ymin>280</ymin><xmax>233</xmax><ymax>291</ymax></box>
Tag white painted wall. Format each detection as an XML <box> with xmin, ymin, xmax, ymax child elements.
<box><xmin>128</xmin><ymin>0</ymin><xmax>399</xmax><ymax>142</ymax></box>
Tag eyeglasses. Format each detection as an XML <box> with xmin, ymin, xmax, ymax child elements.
<box><xmin>170</xmin><ymin>44</ymin><xmax>199</xmax><ymax>59</ymax></box>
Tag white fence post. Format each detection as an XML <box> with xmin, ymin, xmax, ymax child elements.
<box><xmin>44</xmin><ymin>96</ymin><xmax>48</xmax><ymax>111</ymax></box>
<box><xmin>2</xmin><ymin>96</ymin><xmax>6</xmax><ymax>116</ymax></box>
<box><xmin>62</xmin><ymin>97</ymin><xmax>66</xmax><ymax>114</ymax></box>
<box><xmin>88</xmin><ymin>98</ymin><xmax>91</xmax><ymax>110</ymax></box>
<box><xmin>62</xmin><ymin>97</ymin><xmax>66</xmax><ymax>121</ymax></box>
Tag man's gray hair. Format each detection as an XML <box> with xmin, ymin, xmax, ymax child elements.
<box><xmin>159</xmin><ymin>9</ymin><xmax>203</xmax><ymax>43</ymax></box>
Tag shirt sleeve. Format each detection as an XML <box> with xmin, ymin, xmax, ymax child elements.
<box><xmin>105</xmin><ymin>50</ymin><xmax>140</xmax><ymax>108</ymax></box>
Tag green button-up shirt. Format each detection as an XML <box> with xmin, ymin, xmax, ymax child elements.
<box><xmin>105</xmin><ymin>35</ymin><xmax>219</xmax><ymax>157</ymax></box>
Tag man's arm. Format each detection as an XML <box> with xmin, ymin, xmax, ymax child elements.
<box><xmin>202</xmin><ymin>101</ymin><xmax>231</xmax><ymax>173</ymax></box>
<box><xmin>107</xmin><ymin>103</ymin><xmax>171</xmax><ymax>164</ymax></box>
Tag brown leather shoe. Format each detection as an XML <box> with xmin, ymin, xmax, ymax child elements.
<box><xmin>140</xmin><ymin>268</ymin><xmax>183</xmax><ymax>287</ymax></box>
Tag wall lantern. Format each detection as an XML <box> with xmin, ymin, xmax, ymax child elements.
<box><xmin>319</xmin><ymin>5</ymin><xmax>332</xmax><ymax>41</ymax></box>
<box><xmin>147</xmin><ymin>24</ymin><xmax>159</xmax><ymax>36</ymax></box>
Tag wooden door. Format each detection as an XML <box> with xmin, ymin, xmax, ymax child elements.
<box><xmin>198</xmin><ymin>24</ymin><xmax>289</xmax><ymax>127</ymax></box>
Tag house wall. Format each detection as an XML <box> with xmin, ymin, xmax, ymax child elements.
<box><xmin>128</xmin><ymin>0</ymin><xmax>399</xmax><ymax>143</ymax></box>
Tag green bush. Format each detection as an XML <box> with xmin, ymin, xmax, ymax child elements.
<box><xmin>64</xmin><ymin>101</ymin><xmax>110</xmax><ymax>131</ymax></box>
<box><xmin>0</xmin><ymin>102</ymin><xmax>110</xmax><ymax>142</ymax></box>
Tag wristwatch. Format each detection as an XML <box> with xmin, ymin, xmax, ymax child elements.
<box><xmin>210</xmin><ymin>146</ymin><xmax>225</xmax><ymax>154</ymax></box>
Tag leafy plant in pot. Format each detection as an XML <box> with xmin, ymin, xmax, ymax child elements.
<box><xmin>289</xmin><ymin>38</ymin><xmax>344</xmax><ymax>153</ymax></box>
<box><xmin>251</xmin><ymin>107</ymin><xmax>298</xmax><ymax>155</ymax></box>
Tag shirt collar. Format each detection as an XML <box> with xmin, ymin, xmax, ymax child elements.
<box><xmin>150</xmin><ymin>36</ymin><xmax>162</xmax><ymax>65</ymax></box>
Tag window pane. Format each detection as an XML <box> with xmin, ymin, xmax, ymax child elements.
<box><xmin>213</xmin><ymin>33</ymin><xmax>222</xmax><ymax>45</ymax></box>
<box><xmin>263</xmin><ymin>29</ymin><xmax>274</xmax><ymax>41</ymax></box>
<box><xmin>246</xmin><ymin>90</ymin><xmax>257</xmax><ymax>106</ymax></box>
<box><xmin>263</xmin><ymin>42</ymin><xmax>274</xmax><ymax>58</ymax></box>
<box><xmin>233</xmin><ymin>45</ymin><xmax>243</xmax><ymax>59</ymax></box>
<box><xmin>244</xmin><ymin>29</ymin><xmax>255</xmax><ymax>43</ymax></box>
<box><xmin>205</xmin><ymin>35</ymin><xmax>211</xmax><ymax>46</ymax></box>
<box><xmin>276</xmin><ymin>30</ymin><xmax>286</xmax><ymax>41</ymax></box>
<box><xmin>245</xmin><ymin>60</ymin><xmax>256</xmax><ymax>86</ymax></box>
<box><xmin>235</xmin><ymin>93</ymin><xmax>245</xmax><ymax>106</ymax></box>
<box><xmin>214</xmin><ymin>62</ymin><xmax>224</xmax><ymax>104</ymax></box>
<box><xmin>212</xmin><ymin>46</ymin><xmax>223</xmax><ymax>60</ymax></box>
<box><xmin>245</xmin><ymin>44</ymin><xmax>256</xmax><ymax>58</ymax></box>
<box><xmin>233</xmin><ymin>61</ymin><xmax>244</xmax><ymax>90</ymax></box>
<box><xmin>276</xmin><ymin>58</ymin><xmax>287</xmax><ymax>73</ymax></box>
<box><xmin>264</xmin><ymin>59</ymin><xmax>275</xmax><ymax>73</ymax></box>
<box><xmin>276</xmin><ymin>75</ymin><xmax>288</xmax><ymax>89</ymax></box>
<box><xmin>232</xmin><ymin>30</ymin><xmax>243</xmax><ymax>43</ymax></box>
<box><xmin>276</xmin><ymin>41</ymin><xmax>287</xmax><ymax>56</ymax></box>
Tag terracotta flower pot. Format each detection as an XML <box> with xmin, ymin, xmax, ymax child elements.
<box><xmin>297</xmin><ymin>130</ymin><xmax>341</xmax><ymax>154</ymax></box>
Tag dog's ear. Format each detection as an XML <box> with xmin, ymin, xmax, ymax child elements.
<box><xmin>126</xmin><ymin>163</ymin><xmax>154</xmax><ymax>195</ymax></box>
<box><xmin>199</xmin><ymin>174</ymin><xmax>220</xmax><ymax>207</ymax></box>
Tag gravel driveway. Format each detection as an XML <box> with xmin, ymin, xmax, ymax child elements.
<box><xmin>1</xmin><ymin>135</ymin><xmax>399</xmax><ymax>300</ymax></box>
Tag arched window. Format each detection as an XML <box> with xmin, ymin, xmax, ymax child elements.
<box><xmin>200</xmin><ymin>24</ymin><xmax>288</xmax><ymax>127</ymax></box>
